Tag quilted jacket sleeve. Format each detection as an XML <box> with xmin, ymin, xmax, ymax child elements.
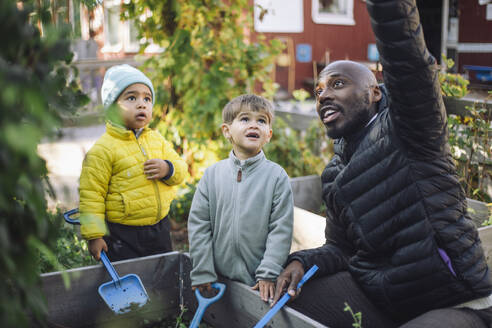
<box><xmin>288</xmin><ymin>156</ymin><xmax>355</xmax><ymax>276</ymax></box>
<box><xmin>79</xmin><ymin>142</ymin><xmax>112</xmax><ymax>240</ymax></box>
<box><xmin>160</xmin><ymin>138</ymin><xmax>188</xmax><ymax>186</ymax></box>
<box><xmin>288</xmin><ymin>215</ymin><xmax>353</xmax><ymax>277</ymax></box>
<box><xmin>367</xmin><ymin>0</ymin><xmax>448</xmax><ymax>158</ymax></box>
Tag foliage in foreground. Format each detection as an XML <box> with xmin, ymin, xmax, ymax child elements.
<box><xmin>0</xmin><ymin>1</ymin><xmax>87</xmax><ymax>326</ymax></box>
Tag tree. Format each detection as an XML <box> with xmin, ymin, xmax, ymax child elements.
<box><xmin>0</xmin><ymin>1</ymin><xmax>87</xmax><ymax>326</ymax></box>
<box><xmin>124</xmin><ymin>0</ymin><xmax>283</xmax><ymax>176</ymax></box>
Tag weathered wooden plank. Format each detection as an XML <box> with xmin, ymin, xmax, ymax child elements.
<box><xmin>443</xmin><ymin>97</ymin><xmax>492</xmax><ymax>120</ymax></box>
<box><xmin>290</xmin><ymin>175</ymin><xmax>323</xmax><ymax>214</ymax></box>
<box><xmin>479</xmin><ymin>226</ymin><xmax>492</xmax><ymax>269</ymax></box>
<box><xmin>201</xmin><ymin>277</ymin><xmax>328</xmax><ymax>328</ymax></box>
<box><xmin>468</xmin><ymin>198</ymin><xmax>490</xmax><ymax>227</ymax></box>
<box><xmin>40</xmin><ymin>252</ymin><xmax>188</xmax><ymax>328</ymax></box>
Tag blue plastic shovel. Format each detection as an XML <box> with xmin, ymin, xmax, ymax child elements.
<box><xmin>63</xmin><ymin>209</ymin><xmax>149</xmax><ymax>314</ymax></box>
<box><xmin>189</xmin><ymin>282</ymin><xmax>226</xmax><ymax>328</ymax></box>
<box><xmin>253</xmin><ymin>264</ymin><xmax>319</xmax><ymax>328</ymax></box>
<box><xmin>98</xmin><ymin>250</ymin><xmax>149</xmax><ymax>314</ymax></box>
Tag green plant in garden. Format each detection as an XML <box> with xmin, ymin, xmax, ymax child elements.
<box><xmin>0</xmin><ymin>1</ymin><xmax>87</xmax><ymax>326</ymax></box>
<box><xmin>447</xmin><ymin>93</ymin><xmax>491</xmax><ymax>203</ymax></box>
<box><xmin>169</xmin><ymin>182</ymin><xmax>197</xmax><ymax>224</ymax></box>
<box><xmin>439</xmin><ymin>55</ymin><xmax>469</xmax><ymax>98</ymax></box>
<box><xmin>264</xmin><ymin>118</ymin><xmax>330</xmax><ymax>178</ymax></box>
<box><xmin>344</xmin><ymin>302</ymin><xmax>362</xmax><ymax>328</ymax></box>
<box><xmin>38</xmin><ymin>210</ymin><xmax>97</xmax><ymax>272</ymax></box>
<box><xmin>439</xmin><ymin>55</ymin><xmax>491</xmax><ymax>204</ymax></box>
<box><xmin>292</xmin><ymin>88</ymin><xmax>311</xmax><ymax>102</ymax></box>
<box><xmin>122</xmin><ymin>0</ymin><xmax>283</xmax><ymax>177</ymax></box>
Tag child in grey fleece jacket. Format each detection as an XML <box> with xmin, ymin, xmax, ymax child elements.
<box><xmin>188</xmin><ymin>94</ymin><xmax>294</xmax><ymax>303</ymax></box>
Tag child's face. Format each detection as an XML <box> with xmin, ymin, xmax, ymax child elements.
<box><xmin>116</xmin><ymin>83</ymin><xmax>153</xmax><ymax>130</ymax></box>
<box><xmin>221</xmin><ymin>109</ymin><xmax>272</xmax><ymax>160</ymax></box>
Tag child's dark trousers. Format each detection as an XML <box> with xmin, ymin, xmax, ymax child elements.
<box><xmin>103</xmin><ymin>216</ymin><xmax>173</xmax><ymax>261</ymax></box>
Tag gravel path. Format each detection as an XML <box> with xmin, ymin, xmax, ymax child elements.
<box><xmin>38</xmin><ymin>124</ymin><xmax>105</xmax><ymax>210</ymax></box>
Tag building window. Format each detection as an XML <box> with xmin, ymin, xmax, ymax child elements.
<box><xmin>254</xmin><ymin>0</ymin><xmax>304</xmax><ymax>33</ymax></box>
<box><xmin>312</xmin><ymin>0</ymin><xmax>355</xmax><ymax>25</ymax></box>
<box><xmin>102</xmin><ymin>0</ymin><xmax>141</xmax><ymax>53</ymax></box>
<box><xmin>102</xmin><ymin>0</ymin><xmax>122</xmax><ymax>52</ymax></box>
<box><xmin>124</xmin><ymin>20</ymin><xmax>140</xmax><ymax>52</ymax></box>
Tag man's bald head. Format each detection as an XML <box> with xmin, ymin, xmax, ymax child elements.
<box><xmin>320</xmin><ymin>60</ymin><xmax>378</xmax><ymax>89</ymax></box>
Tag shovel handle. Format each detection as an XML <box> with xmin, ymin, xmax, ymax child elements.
<box><xmin>189</xmin><ymin>282</ymin><xmax>226</xmax><ymax>328</ymax></box>
<box><xmin>63</xmin><ymin>208</ymin><xmax>80</xmax><ymax>225</ymax></box>
<box><xmin>253</xmin><ymin>265</ymin><xmax>319</xmax><ymax>328</ymax></box>
<box><xmin>100</xmin><ymin>251</ymin><xmax>121</xmax><ymax>284</ymax></box>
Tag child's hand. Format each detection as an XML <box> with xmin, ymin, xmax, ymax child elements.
<box><xmin>192</xmin><ymin>282</ymin><xmax>215</xmax><ymax>297</ymax></box>
<box><xmin>252</xmin><ymin>280</ymin><xmax>275</xmax><ymax>303</ymax></box>
<box><xmin>144</xmin><ymin>159</ymin><xmax>169</xmax><ymax>180</ymax></box>
<box><xmin>88</xmin><ymin>238</ymin><xmax>108</xmax><ymax>260</ymax></box>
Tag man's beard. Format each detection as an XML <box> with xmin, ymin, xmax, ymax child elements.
<box><xmin>325</xmin><ymin>93</ymin><xmax>372</xmax><ymax>139</ymax></box>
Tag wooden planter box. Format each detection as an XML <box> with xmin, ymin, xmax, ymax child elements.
<box><xmin>40</xmin><ymin>252</ymin><xmax>327</xmax><ymax>328</ymax></box>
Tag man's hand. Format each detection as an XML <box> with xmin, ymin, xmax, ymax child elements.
<box><xmin>252</xmin><ymin>279</ymin><xmax>275</xmax><ymax>303</ymax></box>
<box><xmin>272</xmin><ymin>260</ymin><xmax>305</xmax><ymax>306</ymax></box>
<box><xmin>88</xmin><ymin>238</ymin><xmax>108</xmax><ymax>260</ymax></box>
<box><xmin>144</xmin><ymin>159</ymin><xmax>170</xmax><ymax>180</ymax></box>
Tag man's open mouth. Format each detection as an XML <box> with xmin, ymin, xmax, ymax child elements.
<box><xmin>246</xmin><ymin>132</ymin><xmax>260</xmax><ymax>138</ymax></box>
<box><xmin>320</xmin><ymin>105</ymin><xmax>341</xmax><ymax>124</ymax></box>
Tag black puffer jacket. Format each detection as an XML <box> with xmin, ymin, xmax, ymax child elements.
<box><xmin>289</xmin><ymin>0</ymin><xmax>492</xmax><ymax>321</ymax></box>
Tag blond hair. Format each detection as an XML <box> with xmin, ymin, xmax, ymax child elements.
<box><xmin>222</xmin><ymin>94</ymin><xmax>274</xmax><ymax>124</ymax></box>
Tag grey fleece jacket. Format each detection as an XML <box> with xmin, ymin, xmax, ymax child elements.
<box><xmin>188</xmin><ymin>150</ymin><xmax>294</xmax><ymax>286</ymax></box>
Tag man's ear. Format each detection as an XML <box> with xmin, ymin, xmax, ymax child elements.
<box><xmin>371</xmin><ymin>84</ymin><xmax>382</xmax><ymax>103</ymax></box>
<box><xmin>221</xmin><ymin>123</ymin><xmax>231</xmax><ymax>140</ymax></box>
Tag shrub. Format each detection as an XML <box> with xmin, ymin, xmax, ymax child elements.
<box><xmin>38</xmin><ymin>210</ymin><xmax>97</xmax><ymax>273</ymax></box>
<box><xmin>0</xmin><ymin>1</ymin><xmax>87</xmax><ymax>326</ymax></box>
<box><xmin>264</xmin><ymin>117</ymin><xmax>331</xmax><ymax>178</ymax></box>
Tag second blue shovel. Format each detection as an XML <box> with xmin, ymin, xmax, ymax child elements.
<box><xmin>254</xmin><ymin>264</ymin><xmax>319</xmax><ymax>328</ymax></box>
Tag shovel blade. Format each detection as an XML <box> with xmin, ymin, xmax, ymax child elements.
<box><xmin>98</xmin><ymin>274</ymin><xmax>149</xmax><ymax>314</ymax></box>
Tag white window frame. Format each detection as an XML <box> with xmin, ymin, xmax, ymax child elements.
<box><xmin>254</xmin><ymin>0</ymin><xmax>304</xmax><ymax>33</ymax></box>
<box><xmin>102</xmin><ymin>0</ymin><xmax>123</xmax><ymax>53</ymax></box>
<box><xmin>123</xmin><ymin>20</ymin><xmax>140</xmax><ymax>53</ymax></box>
<box><xmin>312</xmin><ymin>0</ymin><xmax>355</xmax><ymax>26</ymax></box>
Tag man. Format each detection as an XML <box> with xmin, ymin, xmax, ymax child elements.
<box><xmin>272</xmin><ymin>0</ymin><xmax>492</xmax><ymax>327</ymax></box>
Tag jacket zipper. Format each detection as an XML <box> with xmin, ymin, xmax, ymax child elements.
<box><xmin>233</xmin><ymin>166</ymin><xmax>242</xmax><ymax>272</ymax></box>
<box><xmin>135</xmin><ymin>134</ymin><xmax>162</xmax><ymax>220</ymax></box>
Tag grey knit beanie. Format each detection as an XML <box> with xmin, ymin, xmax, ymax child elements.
<box><xmin>101</xmin><ymin>64</ymin><xmax>155</xmax><ymax>108</ymax></box>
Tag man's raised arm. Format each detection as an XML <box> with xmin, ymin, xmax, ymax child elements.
<box><xmin>367</xmin><ymin>0</ymin><xmax>447</xmax><ymax>157</ymax></box>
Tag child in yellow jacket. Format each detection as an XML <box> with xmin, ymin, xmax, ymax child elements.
<box><xmin>79</xmin><ymin>64</ymin><xmax>187</xmax><ymax>261</ymax></box>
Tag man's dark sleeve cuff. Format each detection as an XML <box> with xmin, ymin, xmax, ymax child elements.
<box><xmin>286</xmin><ymin>253</ymin><xmax>308</xmax><ymax>270</ymax></box>
<box><xmin>161</xmin><ymin>160</ymin><xmax>174</xmax><ymax>181</ymax></box>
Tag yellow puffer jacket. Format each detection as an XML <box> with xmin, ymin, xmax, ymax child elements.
<box><xmin>79</xmin><ymin>122</ymin><xmax>188</xmax><ymax>240</ymax></box>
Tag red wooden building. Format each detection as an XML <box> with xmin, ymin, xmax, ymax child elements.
<box><xmin>252</xmin><ymin>0</ymin><xmax>492</xmax><ymax>94</ymax></box>
<box><xmin>251</xmin><ymin>0</ymin><xmax>377</xmax><ymax>94</ymax></box>
<box><xmin>448</xmin><ymin>0</ymin><xmax>492</xmax><ymax>87</ymax></box>
<box><xmin>64</xmin><ymin>0</ymin><xmax>491</xmax><ymax>102</ymax></box>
